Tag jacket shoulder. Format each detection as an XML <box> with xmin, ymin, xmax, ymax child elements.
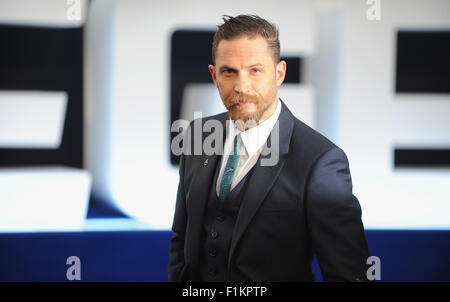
<box><xmin>290</xmin><ymin>116</ymin><xmax>338</xmax><ymax>154</ymax></box>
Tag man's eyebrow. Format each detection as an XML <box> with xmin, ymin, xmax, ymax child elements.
<box><xmin>218</xmin><ymin>65</ymin><xmax>237</xmax><ymax>71</ymax></box>
<box><xmin>218</xmin><ymin>64</ymin><xmax>264</xmax><ymax>70</ymax></box>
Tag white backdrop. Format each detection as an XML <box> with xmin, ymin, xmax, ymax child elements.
<box><xmin>85</xmin><ymin>0</ymin><xmax>450</xmax><ymax>229</ymax></box>
<box><xmin>1</xmin><ymin>0</ymin><xmax>449</xmax><ymax>230</ymax></box>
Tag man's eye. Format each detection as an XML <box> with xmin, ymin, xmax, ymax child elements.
<box><xmin>223</xmin><ymin>69</ymin><xmax>234</xmax><ymax>74</ymax></box>
<box><xmin>252</xmin><ymin>68</ymin><xmax>260</xmax><ymax>73</ymax></box>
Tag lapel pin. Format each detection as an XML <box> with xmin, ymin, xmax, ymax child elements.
<box><xmin>203</xmin><ymin>158</ymin><xmax>209</xmax><ymax>166</ymax></box>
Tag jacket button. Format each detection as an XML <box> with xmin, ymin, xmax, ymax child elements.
<box><xmin>211</xmin><ymin>231</ymin><xmax>219</xmax><ymax>239</ymax></box>
<box><xmin>208</xmin><ymin>249</ymin><xmax>217</xmax><ymax>257</ymax></box>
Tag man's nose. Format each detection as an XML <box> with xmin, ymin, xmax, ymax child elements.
<box><xmin>234</xmin><ymin>73</ymin><xmax>251</xmax><ymax>94</ymax></box>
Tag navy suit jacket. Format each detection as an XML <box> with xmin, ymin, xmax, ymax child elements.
<box><xmin>169</xmin><ymin>100</ymin><xmax>370</xmax><ymax>281</ymax></box>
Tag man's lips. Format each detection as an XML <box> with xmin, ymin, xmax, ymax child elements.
<box><xmin>229</xmin><ymin>101</ymin><xmax>253</xmax><ymax>109</ymax></box>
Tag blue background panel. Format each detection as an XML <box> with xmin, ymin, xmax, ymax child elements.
<box><xmin>1</xmin><ymin>229</ymin><xmax>449</xmax><ymax>282</ymax></box>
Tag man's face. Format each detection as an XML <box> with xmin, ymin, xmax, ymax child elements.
<box><xmin>209</xmin><ymin>36</ymin><xmax>286</xmax><ymax>124</ymax></box>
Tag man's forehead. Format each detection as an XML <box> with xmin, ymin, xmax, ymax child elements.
<box><xmin>215</xmin><ymin>36</ymin><xmax>272</xmax><ymax>65</ymax></box>
<box><xmin>216</xmin><ymin>36</ymin><xmax>269</xmax><ymax>52</ymax></box>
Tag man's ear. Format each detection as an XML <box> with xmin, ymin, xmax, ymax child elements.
<box><xmin>209</xmin><ymin>64</ymin><xmax>218</xmax><ymax>87</ymax></box>
<box><xmin>276</xmin><ymin>60</ymin><xmax>287</xmax><ymax>86</ymax></box>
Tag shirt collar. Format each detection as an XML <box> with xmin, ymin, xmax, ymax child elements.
<box><xmin>227</xmin><ymin>98</ymin><xmax>281</xmax><ymax>158</ymax></box>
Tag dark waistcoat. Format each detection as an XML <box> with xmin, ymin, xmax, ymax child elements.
<box><xmin>199</xmin><ymin>156</ymin><xmax>255</xmax><ymax>281</ymax></box>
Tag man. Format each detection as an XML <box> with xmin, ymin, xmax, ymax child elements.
<box><xmin>169</xmin><ymin>15</ymin><xmax>370</xmax><ymax>282</ymax></box>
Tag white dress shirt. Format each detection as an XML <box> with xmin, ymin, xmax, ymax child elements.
<box><xmin>216</xmin><ymin>98</ymin><xmax>281</xmax><ymax>196</ymax></box>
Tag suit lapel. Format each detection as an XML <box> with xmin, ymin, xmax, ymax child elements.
<box><xmin>186</xmin><ymin>114</ymin><xmax>227</xmax><ymax>278</ymax></box>
<box><xmin>228</xmin><ymin>153</ymin><xmax>286</xmax><ymax>265</ymax></box>
<box><xmin>228</xmin><ymin>100</ymin><xmax>295</xmax><ymax>266</ymax></box>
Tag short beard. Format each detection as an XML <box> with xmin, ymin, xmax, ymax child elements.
<box><xmin>224</xmin><ymin>92</ymin><xmax>273</xmax><ymax>126</ymax></box>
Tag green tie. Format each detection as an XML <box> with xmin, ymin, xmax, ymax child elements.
<box><xmin>219</xmin><ymin>134</ymin><xmax>241</xmax><ymax>202</ymax></box>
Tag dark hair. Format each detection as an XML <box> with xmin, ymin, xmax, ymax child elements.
<box><xmin>212</xmin><ymin>14</ymin><xmax>280</xmax><ymax>64</ymax></box>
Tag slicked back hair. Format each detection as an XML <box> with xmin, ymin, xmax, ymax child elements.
<box><xmin>212</xmin><ymin>14</ymin><xmax>280</xmax><ymax>65</ymax></box>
